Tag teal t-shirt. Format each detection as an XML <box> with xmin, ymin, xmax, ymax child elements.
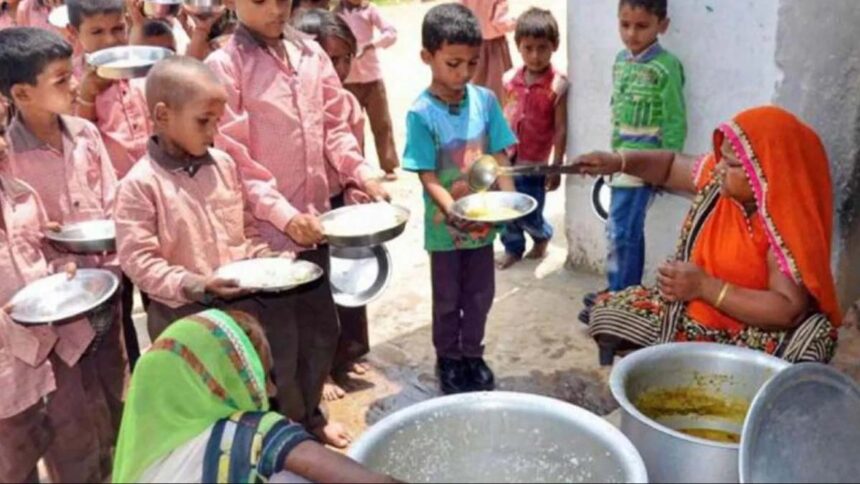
<box><xmin>402</xmin><ymin>85</ymin><xmax>517</xmax><ymax>252</ymax></box>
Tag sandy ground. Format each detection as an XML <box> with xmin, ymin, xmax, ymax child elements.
<box><xmin>131</xmin><ymin>0</ymin><xmax>860</xmax><ymax>442</ymax></box>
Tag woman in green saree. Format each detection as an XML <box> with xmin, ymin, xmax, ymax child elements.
<box><xmin>112</xmin><ymin>309</ymin><xmax>395</xmax><ymax>483</ymax></box>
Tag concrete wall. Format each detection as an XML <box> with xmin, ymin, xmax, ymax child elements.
<box><xmin>565</xmin><ymin>0</ymin><xmax>781</xmax><ymax>277</ymax></box>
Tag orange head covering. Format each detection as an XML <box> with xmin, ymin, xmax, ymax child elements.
<box><xmin>713</xmin><ymin>106</ymin><xmax>841</xmax><ymax>324</ymax></box>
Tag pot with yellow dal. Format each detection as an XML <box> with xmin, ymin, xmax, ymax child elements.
<box><xmin>609</xmin><ymin>343</ymin><xmax>789</xmax><ymax>483</ymax></box>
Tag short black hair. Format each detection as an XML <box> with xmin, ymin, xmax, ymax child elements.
<box><xmin>515</xmin><ymin>7</ymin><xmax>560</xmax><ymax>46</ymax></box>
<box><xmin>293</xmin><ymin>8</ymin><xmax>357</xmax><ymax>55</ymax></box>
<box><xmin>619</xmin><ymin>0</ymin><xmax>668</xmax><ymax>20</ymax></box>
<box><xmin>0</xmin><ymin>27</ymin><xmax>73</xmax><ymax>99</ymax></box>
<box><xmin>67</xmin><ymin>0</ymin><xmax>126</xmax><ymax>29</ymax></box>
<box><xmin>421</xmin><ymin>3</ymin><xmax>482</xmax><ymax>54</ymax></box>
<box><xmin>142</xmin><ymin>18</ymin><xmax>173</xmax><ymax>39</ymax></box>
<box><xmin>145</xmin><ymin>55</ymin><xmax>220</xmax><ymax>112</ymax></box>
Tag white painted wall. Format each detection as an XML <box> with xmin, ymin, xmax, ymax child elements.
<box><xmin>564</xmin><ymin>0</ymin><xmax>781</xmax><ymax>281</ymax></box>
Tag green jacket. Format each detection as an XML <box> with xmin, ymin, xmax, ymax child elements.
<box><xmin>610</xmin><ymin>43</ymin><xmax>687</xmax><ymax>186</ymax></box>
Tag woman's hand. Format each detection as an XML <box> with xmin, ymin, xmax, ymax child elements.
<box><xmin>657</xmin><ymin>261</ymin><xmax>708</xmax><ymax>303</ymax></box>
<box><xmin>573</xmin><ymin>151</ymin><xmax>623</xmax><ymax>177</ymax></box>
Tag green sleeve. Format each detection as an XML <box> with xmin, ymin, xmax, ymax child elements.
<box><xmin>661</xmin><ymin>58</ymin><xmax>687</xmax><ymax>151</ymax></box>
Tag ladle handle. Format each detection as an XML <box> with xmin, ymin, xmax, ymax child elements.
<box><xmin>503</xmin><ymin>165</ymin><xmax>584</xmax><ymax>176</ymax></box>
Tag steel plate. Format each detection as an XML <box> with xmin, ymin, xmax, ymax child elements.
<box><xmin>46</xmin><ymin>220</ymin><xmax>116</xmax><ymax>254</ymax></box>
<box><xmin>592</xmin><ymin>177</ymin><xmax>611</xmax><ymax>222</ymax></box>
<box><xmin>330</xmin><ymin>245</ymin><xmax>391</xmax><ymax>307</ymax></box>
<box><xmin>87</xmin><ymin>46</ymin><xmax>173</xmax><ymax>80</ymax></box>
<box><xmin>740</xmin><ymin>363</ymin><xmax>860</xmax><ymax>483</ymax></box>
<box><xmin>320</xmin><ymin>203</ymin><xmax>409</xmax><ymax>248</ymax></box>
<box><xmin>214</xmin><ymin>258</ymin><xmax>323</xmax><ymax>293</ymax></box>
<box><xmin>450</xmin><ymin>191</ymin><xmax>538</xmax><ymax>224</ymax></box>
<box><xmin>9</xmin><ymin>269</ymin><xmax>119</xmax><ymax>324</ymax></box>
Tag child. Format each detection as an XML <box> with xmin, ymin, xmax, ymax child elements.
<box><xmin>205</xmin><ymin>0</ymin><xmax>389</xmax><ymax>448</ymax></box>
<box><xmin>137</xmin><ymin>17</ymin><xmax>176</xmax><ymax>51</ymax></box>
<box><xmin>115</xmin><ymin>56</ymin><xmax>289</xmax><ymax>340</ymax></box>
<box><xmin>15</xmin><ymin>0</ymin><xmax>51</xmax><ymax>30</ymax></box>
<box><xmin>0</xmin><ymin>27</ymin><xmax>124</xmax><ymax>482</ymax></box>
<box><xmin>589</xmin><ymin>0</ymin><xmax>686</xmax><ymax>304</ymax></box>
<box><xmin>0</xmin><ymin>0</ymin><xmax>19</xmax><ymax>29</ymax></box>
<box><xmin>336</xmin><ymin>0</ymin><xmax>399</xmax><ymax>179</ymax></box>
<box><xmin>294</xmin><ymin>7</ymin><xmax>369</xmax><ymax>402</ymax></box>
<box><xmin>403</xmin><ymin>3</ymin><xmax>516</xmax><ymax>395</ymax></box>
<box><xmin>291</xmin><ymin>0</ymin><xmax>329</xmax><ymax>19</ymax></box>
<box><xmin>497</xmin><ymin>7</ymin><xmax>568</xmax><ymax>270</ymax></box>
<box><xmin>458</xmin><ymin>0</ymin><xmax>516</xmax><ymax>102</ymax></box>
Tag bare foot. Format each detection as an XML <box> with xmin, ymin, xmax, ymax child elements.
<box><xmin>383</xmin><ymin>171</ymin><xmax>398</xmax><ymax>182</ymax></box>
<box><xmin>322</xmin><ymin>377</ymin><xmax>346</xmax><ymax>402</ymax></box>
<box><xmin>312</xmin><ymin>421</ymin><xmax>352</xmax><ymax>449</ymax></box>
<box><xmin>525</xmin><ymin>240</ymin><xmax>549</xmax><ymax>260</ymax></box>
<box><xmin>496</xmin><ymin>253</ymin><xmax>521</xmax><ymax>270</ymax></box>
<box><xmin>349</xmin><ymin>361</ymin><xmax>370</xmax><ymax>375</ymax></box>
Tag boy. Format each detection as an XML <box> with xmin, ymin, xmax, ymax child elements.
<box><xmin>0</xmin><ymin>27</ymin><xmax>123</xmax><ymax>483</ymax></box>
<box><xmin>115</xmin><ymin>56</ymin><xmax>289</xmax><ymax>340</ymax></box>
<box><xmin>498</xmin><ymin>7</ymin><xmax>568</xmax><ymax>270</ymax></box>
<box><xmin>587</xmin><ymin>0</ymin><xmax>686</xmax><ymax>308</ymax></box>
<box><xmin>136</xmin><ymin>17</ymin><xmax>176</xmax><ymax>51</ymax></box>
<box><xmin>403</xmin><ymin>4</ymin><xmax>516</xmax><ymax>395</ymax></box>
<box><xmin>205</xmin><ymin>0</ymin><xmax>388</xmax><ymax>448</ymax></box>
<box><xmin>68</xmin><ymin>0</ymin><xmax>149</xmax><ymax>180</ymax></box>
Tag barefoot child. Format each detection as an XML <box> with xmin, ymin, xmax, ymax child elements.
<box><xmin>458</xmin><ymin>0</ymin><xmax>515</xmax><ymax>102</ymax></box>
<box><xmin>336</xmin><ymin>0</ymin><xmax>399</xmax><ymax>179</ymax></box>
<box><xmin>205</xmin><ymin>0</ymin><xmax>389</xmax><ymax>447</ymax></box>
<box><xmin>403</xmin><ymin>4</ymin><xmax>516</xmax><ymax>395</ymax></box>
<box><xmin>294</xmin><ymin>7</ymin><xmax>371</xmax><ymax>402</ymax></box>
<box><xmin>114</xmin><ymin>56</ymin><xmax>293</xmax><ymax>340</ymax></box>
<box><xmin>0</xmin><ymin>27</ymin><xmax>124</xmax><ymax>482</ymax></box>
<box><xmin>497</xmin><ymin>7</ymin><xmax>568</xmax><ymax>270</ymax></box>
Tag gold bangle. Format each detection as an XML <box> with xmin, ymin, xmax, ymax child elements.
<box><xmin>618</xmin><ymin>151</ymin><xmax>628</xmax><ymax>174</ymax></box>
<box><xmin>715</xmin><ymin>282</ymin><xmax>731</xmax><ymax>309</ymax></box>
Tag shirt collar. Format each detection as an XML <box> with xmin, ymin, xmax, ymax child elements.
<box><xmin>234</xmin><ymin>24</ymin><xmax>313</xmax><ymax>55</ymax></box>
<box><xmin>8</xmin><ymin>113</ymin><xmax>86</xmax><ymax>153</ymax></box>
<box><xmin>511</xmin><ymin>65</ymin><xmax>555</xmax><ymax>89</ymax></box>
<box><xmin>624</xmin><ymin>41</ymin><xmax>664</xmax><ymax>63</ymax></box>
<box><xmin>147</xmin><ymin>136</ymin><xmax>215</xmax><ymax>178</ymax></box>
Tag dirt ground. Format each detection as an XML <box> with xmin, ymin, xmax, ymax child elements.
<box><xmin>129</xmin><ymin>0</ymin><xmax>860</xmax><ymax>442</ymax></box>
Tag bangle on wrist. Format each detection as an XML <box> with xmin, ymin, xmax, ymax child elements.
<box><xmin>715</xmin><ymin>282</ymin><xmax>731</xmax><ymax>309</ymax></box>
<box><xmin>617</xmin><ymin>151</ymin><xmax>628</xmax><ymax>174</ymax></box>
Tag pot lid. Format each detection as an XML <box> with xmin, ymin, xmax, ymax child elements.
<box><xmin>740</xmin><ymin>363</ymin><xmax>860</xmax><ymax>483</ymax></box>
<box><xmin>330</xmin><ymin>245</ymin><xmax>392</xmax><ymax>308</ymax></box>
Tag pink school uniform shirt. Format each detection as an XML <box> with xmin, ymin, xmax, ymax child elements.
<box><xmin>0</xmin><ymin>8</ymin><xmax>16</xmax><ymax>29</ymax></box>
<box><xmin>0</xmin><ymin>174</ymin><xmax>94</xmax><ymax>419</ymax></box>
<box><xmin>74</xmin><ymin>60</ymin><xmax>150</xmax><ymax>179</ymax></box>
<box><xmin>6</xmin><ymin>114</ymin><xmax>118</xmax><ymax>269</ymax></box>
<box><xmin>327</xmin><ymin>89</ymin><xmax>365</xmax><ymax>197</ymax></box>
<box><xmin>206</xmin><ymin>26</ymin><xmax>376</xmax><ymax>252</ymax></box>
<box><xmin>458</xmin><ymin>0</ymin><xmax>515</xmax><ymax>40</ymax></box>
<box><xmin>337</xmin><ymin>3</ymin><xmax>397</xmax><ymax>84</ymax></box>
<box><xmin>15</xmin><ymin>0</ymin><xmax>49</xmax><ymax>30</ymax></box>
<box><xmin>115</xmin><ymin>138</ymin><xmax>273</xmax><ymax>308</ymax></box>
<box><xmin>503</xmin><ymin>66</ymin><xmax>569</xmax><ymax>164</ymax></box>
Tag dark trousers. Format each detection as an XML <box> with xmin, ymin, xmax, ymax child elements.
<box><xmin>430</xmin><ymin>246</ymin><xmax>495</xmax><ymax>359</ymax></box>
<box><xmin>145</xmin><ymin>248</ymin><xmax>340</xmax><ymax>429</ymax></box>
<box><xmin>501</xmin><ymin>175</ymin><xmax>554</xmax><ymax>258</ymax></box>
<box><xmin>344</xmin><ymin>80</ymin><xmax>400</xmax><ymax>173</ymax></box>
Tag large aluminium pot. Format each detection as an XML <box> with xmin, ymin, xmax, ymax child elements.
<box><xmin>609</xmin><ymin>343</ymin><xmax>789</xmax><ymax>483</ymax></box>
<box><xmin>348</xmin><ymin>392</ymin><xmax>648</xmax><ymax>483</ymax></box>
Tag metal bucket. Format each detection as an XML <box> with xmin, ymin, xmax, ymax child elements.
<box><xmin>348</xmin><ymin>392</ymin><xmax>648</xmax><ymax>483</ymax></box>
<box><xmin>609</xmin><ymin>343</ymin><xmax>789</xmax><ymax>483</ymax></box>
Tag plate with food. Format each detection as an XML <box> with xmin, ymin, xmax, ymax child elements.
<box><xmin>320</xmin><ymin>202</ymin><xmax>410</xmax><ymax>248</ymax></box>
<box><xmin>46</xmin><ymin>220</ymin><xmax>116</xmax><ymax>254</ymax></box>
<box><xmin>451</xmin><ymin>192</ymin><xmax>538</xmax><ymax>224</ymax></box>
<box><xmin>87</xmin><ymin>46</ymin><xmax>173</xmax><ymax>80</ymax></box>
<box><xmin>9</xmin><ymin>269</ymin><xmax>120</xmax><ymax>325</ymax></box>
<box><xmin>214</xmin><ymin>258</ymin><xmax>323</xmax><ymax>293</ymax></box>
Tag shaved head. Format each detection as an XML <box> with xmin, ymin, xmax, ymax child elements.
<box><xmin>145</xmin><ymin>56</ymin><xmax>224</xmax><ymax>113</ymax></box>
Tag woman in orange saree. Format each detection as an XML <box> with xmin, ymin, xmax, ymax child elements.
<box><xmin>576</xmin><ymin>106</ymin><xmax>841</xmax><ymax>366</ymax></box>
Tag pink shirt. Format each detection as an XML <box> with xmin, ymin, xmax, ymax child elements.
<box><xmin>6</xmin><ymin>114</ymin><xmax>118</xmax><ymax>269</ymax></box>
<box><xmin>93</xmin><ymin>78</ymin><xmax>151</xmax><ymax>180</ymax></box>
<box><xmin>336</xmin><ymin>3</ymin><xmax>397</xmax><ymax>84</ymax></box>
<box><xmin>0</xmin><ymin>174</ymin><xmax>94</xmax><ymax>419</ymax></box>
<box><xmin>327</xmin><ymin>89</ymin><xmax>365</xmax><ymax>197</ymax></box>
<box><xmin>115</xmin><ymin>139</ymin><xmax>273</xmax><ymax>308</ymax></box>
<box><xmin>206</xmin><ymin>26</ymin><xmax>375</xmax><ymax>252</ymax></box>
<box><xmin>0</xmin><ymin>8</ymin><xmax>16</xmax><ymax>29</ymax></box>
<box><xmin>15</xmin><ymin>0</ymin><xmax>50</xmax><ymax>30</ymax></box>
<box><xmin>503</xmin><ymin>66</ymin><xmax>569</xmax><ymax>164</ymax></box>
<box><xmin>458</xmin><ymin>0</ymin><xmax>516</xmax><ymax>40</ymax></box>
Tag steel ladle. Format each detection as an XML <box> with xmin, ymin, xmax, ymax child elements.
<box><xmin>468</xmin><ymin>155</ymin><xmax>584</xmax><ymax>192</ymax></box>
